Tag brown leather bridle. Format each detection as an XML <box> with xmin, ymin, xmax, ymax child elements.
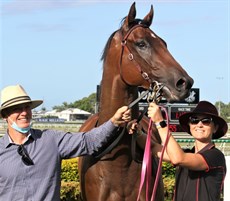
<box><xmin>119</xmin><ymin>23</ymin><xmax>153</xmax><ymax>86</ymax></box>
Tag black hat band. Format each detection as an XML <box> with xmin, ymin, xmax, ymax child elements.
<box><xmin>1</xmin><ymin>96</ymin><xmax>31</xmax><ymax>108</ymax></box>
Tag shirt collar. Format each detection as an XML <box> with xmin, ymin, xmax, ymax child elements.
<box><xmin>195</xmin><ymin>142</ymin><xmax>215</xmax><ymax>154</ymax></box>
<box><xmin>4</xmin><ymin>130</ymin><xmax>34</xmax><ymax>148</ymax></box>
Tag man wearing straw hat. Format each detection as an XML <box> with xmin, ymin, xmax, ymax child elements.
<box><xmin>0</xmin><ymin>84</ymin><xmax>131</xmax><ymax>201</ymax></box>
<box><xmin>133</xmin><ymin>101</ymin><xmax>228</xmax><ymax>201</ymax></box>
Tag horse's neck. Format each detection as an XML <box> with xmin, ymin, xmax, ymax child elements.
<box><xmin>98</xmin><ymin>69</ymin><xmax>139</xmax><ymax>125</ymax></box>
<box><xmin>97</xmin><ymin>32</ymin><xmax>140</xmax><ymax>125</ymax></box>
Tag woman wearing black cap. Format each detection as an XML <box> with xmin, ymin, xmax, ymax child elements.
<box><xmin>134</xmin><ymin>100</ymin><xmax>228</xmax><ymax>201</ymax></box>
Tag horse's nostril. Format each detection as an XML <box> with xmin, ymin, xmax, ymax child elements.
<box><xmin>176</xmin><ymin>78</ymin><xmax>186</xmax><ymax>90</ymax></box>
<box><xmin>176</xmin><ymin>77</ymin><xmax>194</xmax><ymax>91</ymax></box>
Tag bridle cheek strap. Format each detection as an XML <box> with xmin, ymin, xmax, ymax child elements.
<box><xmin>119</xmin><ymin>25</ymin><xmax>153</xmax><ymax>86</ymax></box>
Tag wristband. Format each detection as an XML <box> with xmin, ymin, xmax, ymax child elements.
<box><xmin>155</xmin><ymin>120</ymin><xmax>167</xmax><ymax>129</ymax></box>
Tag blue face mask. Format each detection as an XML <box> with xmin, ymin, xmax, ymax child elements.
<box><xmin>10</xmin><ymin>121</ymin><xmax>32</xmax><ymax>134</ymax></box>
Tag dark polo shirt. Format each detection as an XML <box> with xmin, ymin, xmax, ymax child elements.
<box><xmin>174</xmin><ymin>143</ymin><xmax>226</xmax><ymax>201</ymax></box>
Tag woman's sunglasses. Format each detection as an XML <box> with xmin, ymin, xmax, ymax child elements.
<box><xmin>189</xmin><ymin>117</ymin><xmax>213</xmax><ymax>126</ymax></box>
<box><xmin>17</xmin><ymin>145</ymin><xmax>34</xmax><ymax>166</ymax></box>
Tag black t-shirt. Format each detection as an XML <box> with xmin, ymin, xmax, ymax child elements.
<box><xmin>174</xmin><ymin>143</ymin><xmax>226</xmax><ymax>201</ymax></box>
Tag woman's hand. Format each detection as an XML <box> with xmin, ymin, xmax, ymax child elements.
<box><xmin>148</xmin><ymin>102</ymin><xmax>164</xmax><ymax>123</ymax></box>
<box><xmin>127</xmin><ymin>120</ymin><xmax>138</xmax><ymax>134</ymax></box>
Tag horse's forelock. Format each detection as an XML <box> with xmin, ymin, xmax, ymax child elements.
<box><xmin>121</xmin><ymin>17</ymin><xmax>150</xmax><ymax>31</ymax></box>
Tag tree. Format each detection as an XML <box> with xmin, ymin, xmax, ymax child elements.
<box><xmin>42</xmin><ymin>107</ymin><xmax>47</xmax><ymax>112</ymax></box>
<box><xmin>214</xmin><ymin>102</ymin><xmax>230</xmax><ymax>122</ymax></box>
<box><xmin>71</xmin><ymin>93</ymin><xmax>96</xmax><ymax>113</ymax></box>
<box><xmin>52</xmin><ymin>93</ymin><xmax>96</xmax><ymax>113</ymax></box>
<box><xmin>53</xmin><ymin>102</ymin><xmax>69</xmax><ymax>112</ymax></box>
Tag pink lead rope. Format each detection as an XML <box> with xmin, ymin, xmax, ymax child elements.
<box><xmin>137</xmin><ymin>106</ymin><xmax>171</xmax><ymax>201</ymax></box>
<box><xmin>136</xmin><ymin>120</ymin><xmax>153</xmax><ymax>201</ymax></box>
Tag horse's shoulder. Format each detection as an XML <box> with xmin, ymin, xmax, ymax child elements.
<box><xmin>139</xmin><ymin>115</ymin><xmax>150</xmax><ymax>131</ymax></box>
<box><xmin>79</xmin><ymin>114</ymin><xmax>99</xmax><ymax>132</ymax></box>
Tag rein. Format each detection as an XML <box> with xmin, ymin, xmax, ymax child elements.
<box><xmin>95</xmin><ymin>82</ymin><xmax>163</xmax><ymax>159</ymax></box>
<box><xmin>94</xmin><ymin>87</ymin><xmax>152</xmax><ymax>159</ymax></box>
<box><xmin>137</xmin><ymin>106</ymin><xmax>171</xmax><ymax>201</ymax></box>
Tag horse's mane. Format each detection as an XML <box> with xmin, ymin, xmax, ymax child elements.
<box><xmin>100</xmin><ymin>31</ymin><xmax>117</xmax><ymax>62</ymax></box>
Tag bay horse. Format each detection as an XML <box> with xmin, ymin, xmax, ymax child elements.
<box><xmin>78</xmin><ymin>2</ymin><xmax>194</xmax><ymax>201</ymax></box>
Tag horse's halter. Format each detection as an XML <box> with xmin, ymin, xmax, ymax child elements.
<box><xmin>119</xmin><ymin>23</ymin><xmax>153</xmax><ymax>86</ymax></box>
<box><xmin>119</xmin><ymin>23</ymin><xmax>164</xmax><ymax>104</ymax></box>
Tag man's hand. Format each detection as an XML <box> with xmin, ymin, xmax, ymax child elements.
<box><xmin>110</xmin><ymin>106</ymin><xmax>131</xmax><ymax>127</ymax></box>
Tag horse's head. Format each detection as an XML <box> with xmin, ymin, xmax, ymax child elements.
<box><xmin>103</xmin><ymin>2</ymin><xmax>194</xmax><ymax>103</ymax></box>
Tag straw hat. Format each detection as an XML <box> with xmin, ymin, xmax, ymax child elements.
<box><xmin>0</xmin><ymin>85</ymin><xmax>43</xmax><ymax>117</ymax></box>
<box><xmin>179</xmin><ymin>101</ymin><xmax>228</xmax><ymax>139</ymax></box>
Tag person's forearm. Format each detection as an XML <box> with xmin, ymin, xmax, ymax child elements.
<box><xmin>84</xmin><ymin>120</ymin><xmax>118</xmax><ymax>154</ymax></box>
<box><xmin>148</xmin><ymin>103</ymin><xmax>186</xmax><ymax>165</ymax></box>
<box><xmin>157</xmin><ymin>126</ymin><xmax>185</xmax><ymax>165</ymax></box>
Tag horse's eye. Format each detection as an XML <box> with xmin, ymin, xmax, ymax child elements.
<box><xmin>136</xmin><ymin>41</ymin><xmax>146</xmax><ymax>49</ymax></box>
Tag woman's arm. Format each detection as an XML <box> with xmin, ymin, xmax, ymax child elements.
<box><xmin>147</xmin><ymin>103</ymin><xmax>208</xmax><ymax>171</ymax></box>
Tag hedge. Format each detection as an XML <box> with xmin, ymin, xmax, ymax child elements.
<box><xmin>61</xmin><ymin>158</ymin><xmax>81</xmax><ymax>201</ymax></box>
<box><xmin>60</xmin><ymin>158</ymin><xmax>176</xmax><ymax>200</ymax></box>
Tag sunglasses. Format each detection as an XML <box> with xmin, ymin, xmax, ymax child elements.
<box><xmin>17</xmin><ymin>145</ymin><xmax>34</xmax><ymax>166</ymax></box>
<box><xmin>189</xmin><ymin>117</ymin><xmax>213</xmax><ymax>126</ymax></box>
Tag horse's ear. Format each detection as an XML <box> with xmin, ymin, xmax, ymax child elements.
<box><xmin>127</xmin><ymin>2</ymin><xmax>136</xmax><ymax>24</ymax></box>
<box><xmin>143</xmin><ymin>5</ymin><xmax>154</xmax><ymax>27</ymax></box>
<box><xmin>123</xmin><ymin>2</ymin><xmax>136</xmax><ymax>31</ymax></box>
